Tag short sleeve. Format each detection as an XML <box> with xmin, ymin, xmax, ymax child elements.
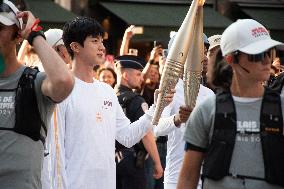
<box><xmin>183</xmin><ymin>95</ymin><xmax>216</xmax><ymax>149</ymax></box>
<box><xmin>34</xmin><ymin>72</ymin><xmax>56</xmax><ymax>130</ymax></box>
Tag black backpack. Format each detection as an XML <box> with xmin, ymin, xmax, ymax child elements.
<box><xmin>0</xmin><ymin>67</ymin><xmax>46</xmax><ymax>144</ymax></box>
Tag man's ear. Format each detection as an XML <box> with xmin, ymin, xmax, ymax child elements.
<box><xmin>70</xmin><ymin>42</ymin><xmax>80</xmax><ymax>54</ymax></box>
<box><xmin>122</xmin><ymin>71</ymin><xmax>128</xmax><ymax>80</ymax></box>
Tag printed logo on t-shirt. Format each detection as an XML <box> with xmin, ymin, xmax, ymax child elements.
<box><xmin>236</xmin><ymin>120</ymin><xmax>260</xmax><ymax>143</ymax></box>
<box><xmin>237</xmin><ymin>121</ymin><xmax>258</xmax><ymax>132</ymax></box>
<box><xmin>0</xmin><ymin>92</ymin><xmax>15</xmax><ymax>127</ymax></box>
<box><xmin>0</xmin><ymin>94</ymin><xmax>14</xmax><ymax>116</ymax></box>
<box><xmin>98</xmin><ymin>99</ymin><xmax>114</xmax><ymax>122</ymax></box>
<box><xmin>103</xmin><ymin>100</ymin><xmax>112</xmax><ymax>110</ymax></box>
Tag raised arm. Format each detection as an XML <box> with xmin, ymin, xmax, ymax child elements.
<box><xmin>119</xmin><ymin>25</ymin><xmax>135</xmax><ymax>56</ymax></box>
<box><xmin>142</xmin><ymin>46</ymin><xmax>163</xmax><ymax>77</ymax></box>
<box><xmin>18</xmin><ymin>11</ymin><xmax>74</xmax><ymax>102</ymax></box>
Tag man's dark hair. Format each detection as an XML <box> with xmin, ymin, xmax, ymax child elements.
<box><xmin>62</xmin><ymin>16</ymin><xmax>104</xmax><ymax>59</ymax></box>
<box><xmin>211</xmin><ymin>49</ymin><xmax>233</xmax><ymax>90</ymax></box>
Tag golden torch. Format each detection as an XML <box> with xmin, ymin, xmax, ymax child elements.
<box><xmin>183</xmin><ymin>2</ymin><xmax>204</xmax><ymax>109</ymax></box>
<box><xmin>152</xmin><ymin>0</ymin><xmax>205</xmax><ymax>125</ymax></box>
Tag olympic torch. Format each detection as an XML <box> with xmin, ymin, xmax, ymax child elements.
<box><xmin>183</xmin><ymin>3</ymin><xmax>204</xmax><ymax>109</ymax></box>
<box><xmin>152</xmin><ymin>0</ymin><xmax>205</xmax><ymax>125</ymax></box>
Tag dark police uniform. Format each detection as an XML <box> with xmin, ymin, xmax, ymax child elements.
<box><xmin>114</xmin><ymin>55</ymin><xmax>149</xmax><ymax>189</ymax></box>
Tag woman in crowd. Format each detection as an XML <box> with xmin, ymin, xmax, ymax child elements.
<box><xmin>98</xmin><ymin>67</ymin><xmax>117</xmax><ymax>88</ymax></box>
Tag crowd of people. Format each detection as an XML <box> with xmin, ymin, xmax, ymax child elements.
<box><xmin>0</xmin><ymin>0</ymin><xmax>284</xmax><ymax>189</ymax></box>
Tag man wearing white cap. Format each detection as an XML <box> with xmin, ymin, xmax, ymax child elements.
<box><xmin>45</xmin><ymin>28</ymin><xmax>72</xmax><ymax>68</ymax></box>
<box><xmin>177</xmin><ymin>19</ymin><xmax>284</xmax><ymax>189</ymax></box>
<box><xmin>0</xmin><ymin>1</ymin><xmax>74</xmax><ymax>188</ymax></box>
<box><xmin>206</xmin><ymin>34</ymin><xmax>222</xmax><ymax>90</ymax></box>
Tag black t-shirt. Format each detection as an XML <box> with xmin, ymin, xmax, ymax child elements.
<box><xmin>141</xmin><ymin>83</ymin><xmax>159</xmax><ymax>106</ymax></box>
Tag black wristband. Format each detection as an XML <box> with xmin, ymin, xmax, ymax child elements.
<box><xmin>27</xmin><ymin>30</ymin><xmax>46</xmax><ymax>46</ymax></box>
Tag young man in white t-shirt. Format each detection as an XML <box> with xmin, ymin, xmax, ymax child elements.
<box><xmin>154</xmin><ymin>33</ymin><xmax>214</xmax><ymax>189</ymax></box>
<box><xmin>58</xmin><ymin>17</ymin><xmax>175</xmax><ymax>189</ymax></box>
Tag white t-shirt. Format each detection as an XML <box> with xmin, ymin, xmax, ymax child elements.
<box><xmin>42</xmin><ymin>105</ymin><xmax>67</xmax><ymax>189</ymax></box>
<box><xmin>154</xmin><ymin>79</ymin><xmax>214</xmax><ymax>185</ymax></box>
<box><xmin>54</xmin><ymin>78</ymin><xmax>154</xmax><ymax>189</ymax></box>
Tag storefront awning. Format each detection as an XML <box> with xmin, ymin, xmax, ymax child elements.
<box><xmin>24</xmin><ymin>0</ymin><xmax>77</xmax><ymax>29</ymax></box>
<box><xmin>242</xmin><ymin>8</ymin><xmax>284</xmax><ymax>30</ymax></box>
<box><xmin>100</xmin><ymin>2</ymin><xmax>232</xmax><ymax>42</ymax></box>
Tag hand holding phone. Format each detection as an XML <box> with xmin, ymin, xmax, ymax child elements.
<box><xmin>133</xmin><ymin>26</ymin><xmax>143</xmax><ymax>34</ymax></box>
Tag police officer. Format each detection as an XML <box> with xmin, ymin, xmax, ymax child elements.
<box><xmin>115</xmin><ymin>55</ymin><xmax>163</xmax><ymax>189</ymax></box>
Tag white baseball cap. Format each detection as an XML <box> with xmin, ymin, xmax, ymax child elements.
<box><xmin>0</xmin><ymin>0</ymin><xmax>23</xmax><ymax>29</ymax></box>
<box><xmin>45</xmin><ymin>29</ymin><xmax>64</xmax><ymax>48</ymax></box>
<box><xmin>221</xmin><ymin>19</ymin><xmax>283</xmax><ymax>56</ymax></box>
<box><xmin>208</xmin><ymin>34</ymin><xmax>221</xmax><ymax>51</ymax></box>
<box><xmin>168</xmin><ymin>32</ymin><xmax>209</xmax><ymax>51</ymax></box>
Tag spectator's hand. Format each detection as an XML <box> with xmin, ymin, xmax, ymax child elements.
<box><xmin>153</xmin><ymin>162</ymin><xmax>163</xmax><ymax>179</ymax></box>
<box><xmin>158</xmin><ymin>56</ymin><xmax>166</xmax><ymax>74</ymax></box>
<box><xmin>123</xmin><ymin>25</ymin><xmax>135</xmax><ymax>40</ymax></box>
<box><xmin>149</xmin><ymin>46</ymin><xmax>163</xmax><ymax>63</ymax></box>
<box><xmin>17</xmin><ymin>11</ymin><xmax>37</xmax><ymax>39</ymax></box>
<box><xmin>174</xmin><ymin>105</ymin><xmax>192</xmax><ymax>127</ymax></box>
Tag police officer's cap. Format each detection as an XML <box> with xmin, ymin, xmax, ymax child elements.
<box><xmin>115</xmin><ymin>55</ymin><xmax>145</xmax><ymax>70</ymax></box>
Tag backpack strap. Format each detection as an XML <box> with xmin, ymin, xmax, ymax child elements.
<box><xmin>14</xmin><ymin>67</ymin><xmax>46</xmax><ymax>144</ymax></box>
<box><xmin>202</xmin><ymin>89</ymin><xmax>237</xmax><ymax>180</ymax></box>
<box><xmin>260</xmin><ymin>87</ymin><xmax>284</xmax><ymax>186</ymax></box>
